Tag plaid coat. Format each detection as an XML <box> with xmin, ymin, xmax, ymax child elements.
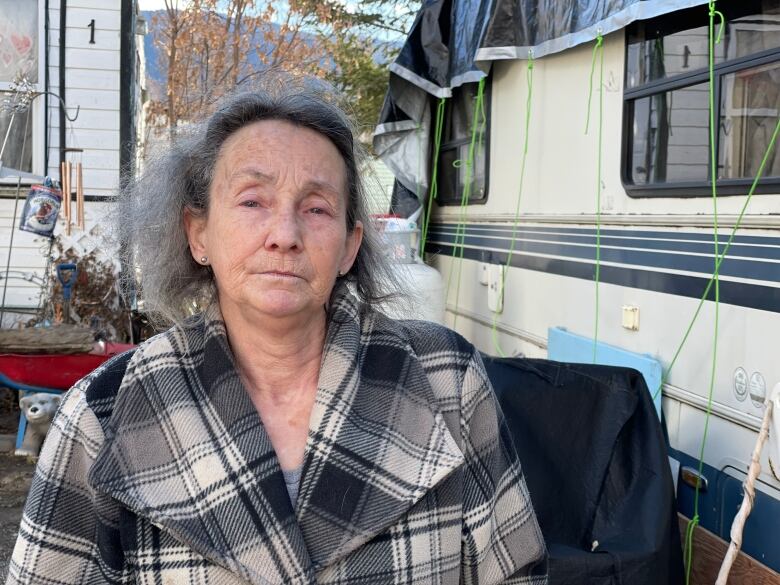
<box><xmin>8</xmin><ymin>290</ymin><xmax>546</xmax><ymax>585</ymax></box>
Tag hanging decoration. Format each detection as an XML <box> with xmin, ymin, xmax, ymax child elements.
<box><xmin>19</xmin><ymin>180</ymin><xmax>62</xmax><ymax>238</ymax></box>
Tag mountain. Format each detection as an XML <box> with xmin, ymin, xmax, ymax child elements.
<box><xmin>140</xmin><ymin>10</ymin><xmax>322</xmax><ymax>97</ymax></box>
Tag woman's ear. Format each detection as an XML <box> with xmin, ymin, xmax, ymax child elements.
<box><xmin>183</xmin><ymin>208</ymin><xmax>208</xmax><ymax>263</ymax></box>
<box><xmin>340</xmin><ymin>220</ymin><xmax>364</xmax><ymax>274</ymax></box>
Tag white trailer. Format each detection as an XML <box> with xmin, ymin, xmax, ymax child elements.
<box><xmin>376</xmin><ymin>0</ymin><xmax>780</xmax><ymax>577</ymax></box>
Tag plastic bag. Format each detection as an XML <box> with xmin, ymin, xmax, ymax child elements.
<box><xmin>19</xmin><ymin>183</ymin><xmax>61</xmax><ymax>237</ymax></box>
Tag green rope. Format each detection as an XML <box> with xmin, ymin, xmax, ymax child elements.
<box><xmin>420</xmin><ymin>98</ymin><xmax>447</xmax><ymax>257</ymax></box>
<box><xmin>584</xmin><ymin>33</ymin><xmax>604</xmax><ymax>135</ymax></box>
<box><xmin>584</xmin><ymin>32</ymin><xmax>604</xmax><ymax>362</ymax></box>
<box><xmin>684</xmin><ymin>4</ymin><xmax>724</xmax><ymax>580</ymax></box>
<box><xmin>447</xmin><ymin>78</ymin><xmax>487</xmax><ymax>327</ymax></box>
<box><xmin>651</xmin><ymin>114</ymin><xmax>780</xmax><ymax>407</ymax></box>
<box><xmin>491</xmin><ymin>53</ymin><xmax>534</xmax><ymax>357</ymax></box>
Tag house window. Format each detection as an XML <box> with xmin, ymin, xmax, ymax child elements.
<box><xmin>623</xmin><ymin>0</ymin><xmax>780</xmax><ymax>196</ymax></box>
<box><xmin>436</xmin><ymin>79</ymin><xmax>491</xmax><ymax>205</ymax></box>
<box><xmin>0</xmin><ymin>0</ymin><xmax>41</xmax><ymax>175</ymax></box>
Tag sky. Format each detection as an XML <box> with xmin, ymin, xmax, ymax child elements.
<box><xmin>138</xmin><ymin>0</ymin><xmax>175</xmax><ymax>8</ymax></box>
<box><xmin>138</xmin><ymin>0</ymin><xmax>171</xmax><ymax>9</ymax></box>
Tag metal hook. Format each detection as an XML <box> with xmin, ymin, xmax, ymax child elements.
<box><xmin>40</xmin><ymin>90</ymin><xmax>80</xmax><ymax>122</ymax></box>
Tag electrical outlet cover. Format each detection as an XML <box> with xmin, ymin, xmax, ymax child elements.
<box><xmin>487</xmin><ymin>264</ymin><xmax>505</xmax><ymax>313</ymax></box>
<box><xmin>479</xmin><ymin>263</ymin><xmax>489</xmax><ymax>285</ymax></box>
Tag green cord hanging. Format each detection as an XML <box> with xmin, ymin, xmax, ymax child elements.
<box><xmin>446</xmin><ymin>77</ymin><xmax>487</xmax><ymax>327</ymax></box>
<box><xmin>420</xmin><ymin>98</ymin><xmax>448</xmax><ymax>257</ymax></box>
<box><xmin>491</xmin><ymin>53</ymin><xmax>534</xmax><ymax>357</ymax></box>
<box><xmin>684</xmin><ymin>3</ymin><xmax>726</xmax><ymax>580</ymax></box>
<box><xmin>652</xmin><ymin>114</ymin><xmax>780</xmax><ymax>408</ymax></box>
<box><xmin>584</xmin><ymin>32</ymin><xmax>604</xmax><ymax>362</ymax></box>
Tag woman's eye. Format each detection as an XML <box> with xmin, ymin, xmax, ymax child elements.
<box><xmin>308</xmin><ymin>207</ymin><xmax>327</xmax><ymax>215</ymax></box>
<box><xmin>240</xmin><ymin>200</ymin><xmax>259</xmax><ymax>208</ymax></box>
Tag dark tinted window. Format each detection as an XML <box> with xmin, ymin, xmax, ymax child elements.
<box><xmin>623</xmin><ymin>0</ymin><xmax>780</xmax><ymax>196</ymax></box>
<box><xmin>626</xmin><ymin>0</ymin><xmax>780</xmax><ymax>89</ymax></box>
<box><xmin>436</xmin><ymin>80</ymin><xmax>490</xmax><ymax>205</ymax></box>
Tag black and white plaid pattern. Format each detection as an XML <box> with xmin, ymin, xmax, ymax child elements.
<box><xmin>7</xmin><ymin>289</ymin><xmax>547</xmax><ymax>584</ymax></box>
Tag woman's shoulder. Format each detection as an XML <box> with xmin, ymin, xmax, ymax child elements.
<box><xmin>75</xmin><ymin>327</ymin><xmax>179</xmax><ymax>428</ymax></box>
<box><xmin>73</xmin><ymin>347</ymin><xmax>137</xmax><ymax>428</ymax></box>
<box><xmin>380</xmin><ymin>313</ymin><xmax>476</xmax><ymax>359</ymax></box>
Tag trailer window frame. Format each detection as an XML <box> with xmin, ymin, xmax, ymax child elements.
<box><xmin>435</xmin><ymin>77</ymin><xmax>492</xmax><ymax>206</ymax></box>
<box><xmin>621</xmin><ymin>3</ymin><xmax>780</xmax><ymax>198</ymax></box>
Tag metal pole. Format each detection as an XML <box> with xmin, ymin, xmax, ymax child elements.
<box><xmin>0</xmin><ymin>113</ymin><xmax>15</xmax><ymax>163</ymax></box>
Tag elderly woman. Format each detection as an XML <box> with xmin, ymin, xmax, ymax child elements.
<box><xmin>8</xmin><ymin>84</ymin><xmax>546</xmax><ymax>584</ymax></box>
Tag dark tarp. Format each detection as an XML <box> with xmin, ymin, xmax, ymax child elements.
<box><xmin>478</xmin><ymin>0</ymin><xmax>708</xmax><ymax>62</ymax></box>
<box><xmin>482</xmin><ymin>356</ymin><xmax>684</xmax><ymax>585</ymax></box>
<box><xmin>373</xmin><ymin>0</ymin><xmax>708</xmax><ymax>215</ymax></box>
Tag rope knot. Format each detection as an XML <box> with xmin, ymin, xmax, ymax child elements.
<box><xmin>709</xmin><ymin>1</ymin><xmax>725</xmax><ymax>43</ymax></box>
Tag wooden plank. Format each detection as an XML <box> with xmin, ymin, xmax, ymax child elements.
<box><xmin>57</xmin><ymin>69</ymin><xmax>121</xmax><ymax>92</ymax></box>
<box><xmin>52</xmin><ymin>129</ymin><xmax>120</xmax><ymax>151</ymax></box>
<box><xmin>62</xmin><ymin>0</ymin><xmax>122</xmax><ymax>11</ymax></box>
<box><xmin>64</xmin><ymin>48</ymin><xmax>121</xmax><ymax>71</ymax></box>
<box><xmin>66</xmin><ymin>89</ymin><xmax>121</xmax><ymax>112</ymax></box>
<box><xmin>47</xmin><ymin>105</ymin><xmax>120</xmax><ymax>124</ymax></box>
<box><xmin>679</xmin><ymin>514</ymin><xmax>780</xmax><ymax>585</ymax></box>
<box><xmin>48</xmin><ymin>7</ymin><xmax>122</xmax><ymax>31</ymax></box>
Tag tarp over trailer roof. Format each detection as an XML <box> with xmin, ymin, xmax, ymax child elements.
<box><xmin>374</xmin><ymin>0</ymin><xmax>709</xmax><ymax>206</ymax></box>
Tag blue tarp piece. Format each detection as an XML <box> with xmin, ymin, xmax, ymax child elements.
<box><xmin>547</xmin><ymin>326</ymin><xmax>663</xmax><ymax>418</ymax></box>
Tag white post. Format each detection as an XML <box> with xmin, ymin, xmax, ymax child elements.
<box><xmin>715</xmin><ymin>383</ymin><xmax>779</xmax><ymax>584</ymax></box>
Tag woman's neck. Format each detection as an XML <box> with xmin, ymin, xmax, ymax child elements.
<box><xmin>220</xmin><ymin>304</ymin><xmax>326</xmax><ymax>403</ymax></box>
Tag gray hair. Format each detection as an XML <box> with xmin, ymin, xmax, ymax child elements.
<box><xmin>114</xmin><ymin>80</ymin><xmax>402</xmax><ymax>326</ymax></box>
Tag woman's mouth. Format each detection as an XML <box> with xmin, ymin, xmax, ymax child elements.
<box><xmin>261</xmin><ymin>270</ymin><xmax>302</xmax><ymax>279</ymax></box>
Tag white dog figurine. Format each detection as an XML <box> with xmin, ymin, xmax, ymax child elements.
<box><xmin>15</xmin><ymin>393</ymin><xmax>61</xmax><ymax>457</ymax></box>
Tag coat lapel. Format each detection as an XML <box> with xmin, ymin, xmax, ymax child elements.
<box><xmin>89</xmin><ymin>311</ymin><xmax>314</xmax><ymax>585</ymax></box>
<box><xmin>296</xmin><ymin>291</ymin><xmax>465</xmax><ymax>571</ymax></box>
<box><xmin>88</xmin><ymin>290</ymin><xmax>464</xmax><ymax>582</ymax></box>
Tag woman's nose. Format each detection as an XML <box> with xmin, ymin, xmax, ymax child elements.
<box><xmin>264</xmin><ymin>210</ymin><xmax>302</xmax><ymax>251</ymax></box>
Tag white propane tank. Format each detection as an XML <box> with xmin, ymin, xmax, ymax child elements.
<box><xmin>384</xmin><ymin>260</ymin><xmax>446</xmax><ymax>324</ymax></box>
<box><xmin>372</xmin><ymin>211</ymin><xmax>446</xmax><ymax>324</ymax></box>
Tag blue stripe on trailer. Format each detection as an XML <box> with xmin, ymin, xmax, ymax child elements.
<box><xmin>428</xmin><ymin>226</ymin><xmax>780</xmax><ymax>261</ymax></box>
<box><xmin>427</xmin><ymin>231</ymin><xmax>780</xmax><ymax>282</ymax></box>
<box><xmin>431</xmin><ymin>222</ymin><xmax>780</xmax><ymax>247</ymax></box>
<box><xmin>428</xmin><ymin>243</ymin><xmax>780</xmax><ymax>313</ymax></box>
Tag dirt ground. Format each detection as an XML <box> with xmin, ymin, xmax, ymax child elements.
<box><xmin>0</xmin><ymin>453</ymin><xmax>34</xmax><ymax>582</ymax></box>
<box><xmin>0</xmin><ymin>387</ymin><xmax>34</xmax><ymax>581</ymax></box>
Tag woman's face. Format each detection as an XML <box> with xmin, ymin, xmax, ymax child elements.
<box><xmin>185</xmin><ymin>119</ymin><xmax>363</xmax><ymax>322</ymax></box>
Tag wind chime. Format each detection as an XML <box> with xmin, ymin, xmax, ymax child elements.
<box><xmin>59</xmin><ymin>147</ymin><xmax>85</xmax><ymax>235</ymax></box>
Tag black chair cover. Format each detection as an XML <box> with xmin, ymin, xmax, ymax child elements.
<box><xmin>482</xmin><ymin>356</ymin><xmax>684</xmax><ymax>585</ymax></box>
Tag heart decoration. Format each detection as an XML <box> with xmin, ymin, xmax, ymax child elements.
<box><xmin>1</xmin><ymin>51</ymin><xmax>13</xmax><ymax>68</ymax></box>
<box><xmin>11</xmin><ymin>34</ymin><xmax>32</xmax><ymax>56</ymax></box>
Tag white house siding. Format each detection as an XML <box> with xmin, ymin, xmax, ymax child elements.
<box><xmin>47</xmin><ymin>1</ymin><xmax>123</xmax><ymax>197</ymax></box>
<box><xmin>0</xmin><ymin>198</ymin><xmax>50</xmax><ymax>312</ymax></box>
<box><xmin>0</xmin><ymin>0</ymin><xmax>143</xmax><ymax>318</ymax></box>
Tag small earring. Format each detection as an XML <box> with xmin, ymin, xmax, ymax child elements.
<box><xmin>337</xmin><ymin>270</ymin><xmax>344</xmax><ymax>277</ymax></box>
<box><xmin>200</xmin><ymin>256</ymin><xmax>208</xmax><ymax>264</ymax></box>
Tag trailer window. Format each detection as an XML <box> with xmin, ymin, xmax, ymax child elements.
<box><xmin>623</xmin><ymin>0</ymin><xmax>780</xmax><ymax>197</ymax></box>
<box><xmin>436</xmin><ymin>78</ymin><xmax>491</xmax><ymax>205</ymax></box>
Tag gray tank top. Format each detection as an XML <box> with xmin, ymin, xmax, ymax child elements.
<box><xmin>282</xmin><ymin>466</ymin><xmax>302</xmax><ymax>509</ymax></box>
